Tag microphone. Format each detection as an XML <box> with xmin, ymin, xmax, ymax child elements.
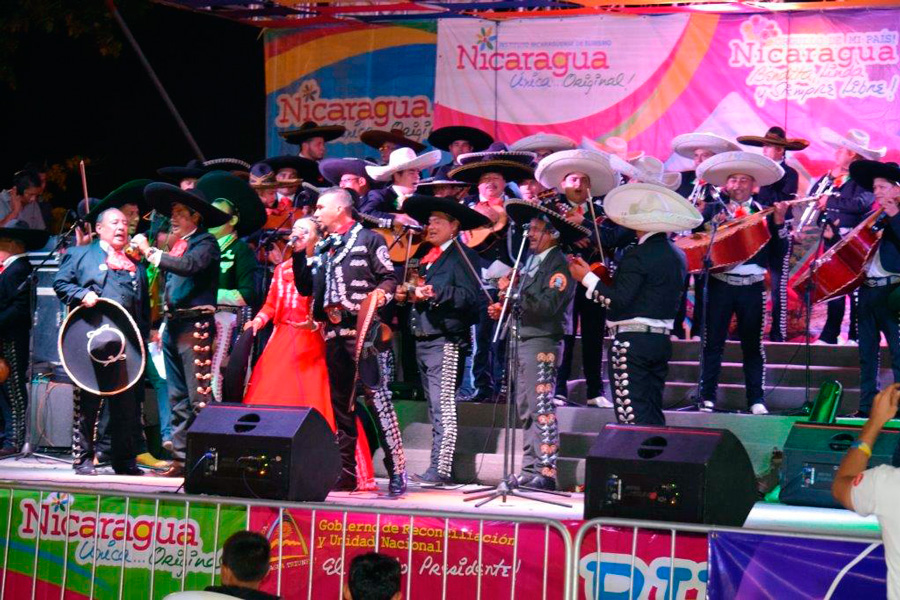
<box><xmin>287</xmin><ymin>235</ymin><xmax>299</xmax><ymax>247</ymax></box>
<box><xmin>403</xmin><ymin>223</ymin><xmax>424</xmax><ymax>232</ymax></box>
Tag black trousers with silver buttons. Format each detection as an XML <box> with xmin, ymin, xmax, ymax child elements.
<box><xmin>608</xmin><ymin>332</ymin><xmax>671</xmax><ymax>425</ymax></box>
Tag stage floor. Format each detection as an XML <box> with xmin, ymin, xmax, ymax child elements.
<box><xmin>0</xmin><ymin>456</ymin><xmax>880</xmax><ymax>539</ymax></box>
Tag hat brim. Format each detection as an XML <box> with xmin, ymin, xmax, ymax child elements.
<box><xmin>157</xmin><ymin>166</ymin><xmax>208</xmax><ymax>182</ymax></box>
<box><xmin>86</xmin><ymin>179</ymin><xmax>153</xmax><ymax>225</ymax></box>
<box><xmin>505</xmin><ymin>200</ymin><xmax>590</xmax><ymax>243</ymax></box>
<box><xmin>0</xmin><ymin>226</ymin><xmax>50</xmax><ymax>251</ymax></box>
<box><xmin>736</xmin><ymin>135</ymin><xmax>809</xmax><ymax>151</ymax></box>
<box><xmin>280</xmin><ymin>125</ymin><xmax>346</xmax><ymax>145</ymax></box>
<box><xmin>458</xmin><ymin>150</ymin><xmax>536</xmax><ymax>167</ymax></box>
<box><xmin>603</xmin><ymin>183</ymin><xmax>703</xmax><ymax>233</ymax></box>
<box><xmin>535</xmin><ymin>151</ymin><xmax>618</xmax><ymax>196</ymax></box>
<box><xmin>402</xmin><ymin>195</ymin><xmax>492</xmax><ymax>231</ymax></box>
<box><xmin>427</xmin><ymin>126</ymin><xmax>494</xmax><ymax>152</ymax></box>
<box><xmin>263</xmin><ymin>155</ymin><xmax>322</xmax><ymax>183</ymax></box>
<box><xmin>849</xmin><ymin>160</ymin><xmax>900</xmax><ymax>192</ymax></box>
<box><xmin>366</xmin><ymin>150</ymin><xmax>443</xmax><ymax>182</ymax></box>
<box><xmin>509</xmin><ymin>133</ymin><xmax>577</xmax><ymax>153</ymax></box>
<box><xmin>319</xmin><ymin>159</ymin><xmax>369</xmax><ymax>185</ymax></box>
<box><xmin>671</xmin><ymin>133</ymin><xmax>741</xmax><ymax>158</ymax></box>
<box><xmin>360</xmin><ymin>130</ymin><xmax>426</xmax><ymax>153</ymax></box>
<box><xmin>196</xmin><ymin>171</ymin><xmax>267</xmax><ymax>237</ymax></box>
<box><xmin>696</xmin><ymin>151</ymin><xmax>784</xmax><ymax>187</ymax></box>
<box><xmin>144</xmin><ymin>182</ymin><xmax>232</xmax><ymax>228</ymax></box>
<box><xmin>821</xmin><ymin>127</ymin><xmax>887</xmax><ymax>161</ymax></box>
<box><xmin>416</xmin><ymin>179</ymin><xmax>471</xmax><ymax>192</ymax></box>
<box><xmin>609</xmin><ymin>155</ymin><xmax>682</xmax><ymax>191</ymax></box>
<box><xmin>58</xmin><ymin>298</ymin><xmax>145</xmax><ymax>396</ymax></box>
<box><xmin>448</xmin><ymin>160</ymin><xmax>535</xmax><ymax>185</ymax></box>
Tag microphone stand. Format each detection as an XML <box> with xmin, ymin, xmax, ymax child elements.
<box><xmin>803</xmin><ymin>216</ymin><xmax>830</xmax><ymax>406</ymax></box>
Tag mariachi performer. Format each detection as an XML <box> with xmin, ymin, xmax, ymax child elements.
<box><xmin>54</xmin><ymin>208</ymin><xmax>148</xmax><ymax>475</ymax></box>
<box><xmin>157</xmin><ymin>159</ymin><xmax>208</xmax><ymax>191</ymax></box>
<box><xmin>428</xmin><ymin>125</ymin><xmax>494</xmax><ymax>179</ymax></box>
<box><xmin>0</xmin><ymin>222</ymin><xmax>49</xmax><ymax>456</ymax></box>
<box><xmin>264</xmin><ymin>155</ymin><xmax>321</xmax><ymax>210</ymax></box>
<box><xmin>361</xmin><ymin>147</ymin><xmax>442</xmax><ymax>228</ymax></box>
<box><xmin>487</xmin><ymin>201</ymin><xmax>587</xmax><ymax>491</ymax></box>
<box><xmin>737</xmin><ymin>126</ymin><xmax>809</xmax><ymax>342</ymax></box>
<box><xmin>694</xmin><ymin>151</ymin><xmax>790</xmax><ymax>415</ymax></box>
<box><xmin>292</xmin><ymin>187</ymin><xmax>407</xmax><ymax>495</ymax></box>
<box><xmin>319</xmin><ymin>158</ymin><xmax>377</xmax><ymax>206</ymax></box>
<box><xmin>397</xmin><ymin>194</ymin><xmax>489</xmax><ymax>485</ymax></box>
<box><xmin>812</xmin><ymin>128</ymin><xmax>884</xmax><ymax>345</ymax></box>
<box><xmin>202</xmin><ymin>172</ymin><xmax>266</xmax><ymax>401</ymax></box>
<box><xmin>361</xmin><ymin>128</ymin><xmax>426</xmax><ymax>165</ymax></box>
<box><xmin>279</xmin><ymin>121</ymin><xmax>345</xmax><ymax>185</ymax></box>
<box><xmin>130</xmin><ymin>183</ymin><xmax>229</xmax><ymax>477</ymax></box>
<box><xmin>569</xmin><ymin>184</ymin><xmax>701</xmax><ymax>425</ymax></box>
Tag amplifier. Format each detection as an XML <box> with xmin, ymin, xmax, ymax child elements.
<box><xmin>28</xmin><ymin>380</ymin><xmax>74</xmax><ymax>450</ymax></box>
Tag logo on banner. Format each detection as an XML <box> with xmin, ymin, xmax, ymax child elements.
<box><xmin>274</xmin><ymin>78</ymin><xmax>432</xmax><ymax>144</ymax></box>
<box><xmin>729</xmin><ymin>16</ymin><xmax>900</xmax><ymax>106</ymax></box>
<box><xmin>265</xmin><ymin>511</ymin><xmax>310</xmax><ymax>570</ymax></box>
<box><xmin>579</xmin><ymin>552</ymin><xmax>707</xmax><ymax>600</ymax></box>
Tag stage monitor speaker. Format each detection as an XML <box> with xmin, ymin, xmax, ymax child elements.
<box><xmin>33</xmin><ymin>267</ymin><xmax>65</xmax><ymax>365</ymax></box>
<box><xmin>780</xmin><ymin>422</ymin><xmax>900</xmax><ymax>508</ymax></box>
<box><xmin>584</xmin><ymin>424</ymin><xmax>757</xmax><ymax>526</ymax></box>
<box><xmin>185</xmin><ymin>404</ymin><xmax>340</xmax><ymax>502</ymax></box>
<box><xmin>28</xmin><ymin>380</ymin><xmax>74</xmax><ymax>450</ymax></box>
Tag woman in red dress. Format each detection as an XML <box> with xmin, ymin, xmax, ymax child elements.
<box><xmin>243</xmin><ymin>218</ymin><xmax>376</xmax><ymax>490</ymax></box>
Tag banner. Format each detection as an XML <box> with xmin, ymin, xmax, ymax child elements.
<box><xmin>435</xmin><ymin>12</ymin><xmax>900</xmax><ymax>176</ymax></box>
<box><xmin>708</xmin><ymin>531</ymin><xmax>886</xmax><ymax>598</ymax></box>
<box><xmin>265</xmin><ymin>23</ymin><xmax>437</xmax><ymax>160</ymax></box>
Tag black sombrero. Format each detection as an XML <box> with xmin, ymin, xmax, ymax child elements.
<box><xmin>203</xmin><ymin>158</ymin><xmax>251</xmax><ymax>173</ymax></box>
<box><xmin>195</xmin><ymin>171</ymin><xmax>267</xmax><ymax>237</ymax></box>
<box><xmin>849</xmin><ymin>160</ymin><xmax>900</xmax><ymax>192</ymax></box>
<box><xmin>0</xmin><ymin>220</ymin><xmax>51</xmax><ymax>251</ymax></box>
<box><xmin>319</xmin><ymin>158</ymin><xmax>374</xmax><ymax>186</ymax></box>
<box><xmin>58</xmin><ymin>298</ymin><xmax>145</xmax><ymax>396</ymax></box>
<box><xmin>263</xmin><ymin>155</ymin><xmax>322</xmax><ymax>184</ymax></box>
<box><xmin>84</xmin><ymin>180</ymin><xmax>153</xmax><ymax>226</ymax></box>
<box><xmin>76</xmin><ymin>197</ymin><xmax>104</xmax><ymax>223</ymax></box>
<box><xmin>449</xmin><ymin>159</ymin><xmax>535</xmax><ymax>185</ymax></box>
<box><xmin>457</xmin><ymin>142</ymin><xmax>536</xmax><ymax>167</ymax></box>
<box><xmin>143</xmin><ymin>182</ymin><xmax>231</xmax><ymax>228</ymax></box>
<box><xmin>737</xmin><ymin>127</ymin><xmax>809</xmax><ymax>152</ymax></box>
<box><xmin>427</xmin><ymin>126</ymin><xmax>493</xmax><ymax>152</ymax></box>
<box><xmin>157</xmin><ymin>159</ymin><xmax>209</xmax><ymax>182</ymax></box>
<box><xmin>505</xmin><ymin>200</ymin><xmax>590</xmax><ymax>244</ymax></box>
<box><xmin>360</xmin><ymin>128</ymin><xmax>426</xmax><ymax>153</ymax></box>
<box><xmin>280</xmin><ymin>121</ymin><xmax>346</xmax><ymax>145</ymax></box>
<box><xmin>416</xmin><ymin>177</ymin><xmax>471</xmax><ymax>193</ymax></box>
<box><xmin>402</xmin><ymin>194</ymin><xmax>491</xmax><ymax>231</ymax></box>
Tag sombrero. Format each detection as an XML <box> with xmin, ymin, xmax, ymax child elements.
<box><xmin>157</xmin><ymin>159</ymin><xmax>208</xmax><ymax>182</ymax></box>
<box><xmin>416</xmin><ymin>177</ymin><xmax>471</xmax><ymax>193</ymax></box>
<box><xmin>0</xmin><ymin>220</ymin><xmax>51</xmax><ymax>251</ymax></box>
<box><xmin>671</xmin><ymin>133</ymin><xmax>741</xmax><ymax>159</ymax></box>
<box><xmin>195</xmin><ymin>171</ymin><xmax>267</xmax><ymax>237</ymax></box>
<box><xmin>427</xmin><ymin>126</ymin><xmax>494</xmax><ymax>152</ymax></box>
<box><xmin>279</xmin><ymin>121</ymin><xmax>346</xmax><ymax>145</ymax></box>
<box><xmin>248</xmin><ymin>163</ymin><xmax>280</xmax><ymax>189</ymax></box>
<box><xmin>609</xmin><ymin>155</ymin><xmax>682</xmax><ymax>191</ymax></box>
<box><xmin>319</xmin><ymin>158</ymin><xmax>375</xmax><ymax>186</ymax></box>
<box><xmin>535</xmin><ymin>149</ymin><xmax>618</xmax><ymax>196</ymax></box>
<box><xmin>365</xmin><ymin>147</ymin><xmax>443</xmax><ymax>182</ymax></box>
<box><xmin>143</xmin><ymin>182</ymin><xmax>231</xmax><ymax>228</ymax></box>
<box><xmin>402</xmin><ymin>194</ymin><xmax>492</xmax><ymax>231</ymax></box>
<box><xmin>203</xmin><ymin>158</ymin><xmax>252</xmax><ymax>173</ymax></box>
<box><xmin>58</xmin><ymin>298</ymin><xmax>145</xmax><ymax>396</ymax></box>
<box><xmin>262</xmin><ymin>155</ymin><xmax>321</xmax><ymax>186</ymax></box>
<box><xmin>505</xmin><ymin>200</ymin><xmax>590</xmax><ymax>244</ymax></box>
<box><xmin>603</xmin><ymin>183</ymin><xmax>703</xmax><ymax>233</ymax></box>
<box><xmin>737</xmin><ymin>127</ymin><xmax>809</xmax><ymax>151</ymax></box>
<box><xmin>696</xmin><ymin>151</ymin><xmax>784</xmax><ymax>187</ymax></box>
<box><xmin>457</xmin><ymin>142</ymin><xmax>536</xmax><ymax>167</ymax></box>
<box><xmin>581</xmin><ymin>136</ymin><xmax>644</xmax><ymax>162</ymax></box>
<box><xmin>849</xmin><ymin>160</ymin><xmax>900</xmax><ymax>192</ymax></box>
<box><xmin>360</xmin><ymin>128</ymin><xmax>426</xmax><ymax>153</ymax></box>
<box><xmin>821</xmin><ymin>127</ymin><xmax>886</xmax><ymax>161</ymax></box>
<box><xmin>448</xmin><ymin>157</ymin><xmax>535</xmax><ymax>185</ymax></box>
<box><xmin>510</xmin><ymin>132</ymin><xmax>577</xmax><ymax>154</ymax></box>
<box><xmin>84</xmin><ymin>179</ymin><xmax>153</xmax><ymax>226</ymax></box>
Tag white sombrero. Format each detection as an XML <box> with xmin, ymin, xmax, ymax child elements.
<box><xmin>580</xmin><ymin>136</ymin><xmax>644</xmax><ymax>162</ymax></box>
<box><xmin>696</xmin><ymin>151</ymin><xmax>784</xmax><ymax>187</ymax></box>
<box><xmin>820</xmin><ymin>127</ymin><xmax>886</xmax><ymax>161</ymax></box>
<box><xmin>535</xmin><ymin>149</ymin><xmax>619</xmax><ymax>197</ymax></box>
<box><xmin>365</xmin><ymin>147</ymin><xmax>442</xmax><ymax>182</ymax></box>
<box><xmin>509</xmin><ymin>132</ymin><xmax>577</xmax><ymax>154</ymax></box>
<box><xmin>604</xmin><ymin>183</ymin><xmax>703</xmax><ymax>233</ymax></box>
<box><xmin>671</xmin><ymin>132</ymin><xmax>740</xmax><ymax>158</ymax></box>
<box><xmin>610</xmin><ymin>155</ymin><xmax>682</xmax><ymax>190</ymax></box>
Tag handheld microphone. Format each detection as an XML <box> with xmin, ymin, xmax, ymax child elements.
<box><xmin>403</xmin><ymin>223</ymin><xmax>424</xmax><ymax>232</ymax></box>
<box><xmin>287</xmin><ymin>235</ymin><xmax>299</xmax><ymax>247</ymax></box>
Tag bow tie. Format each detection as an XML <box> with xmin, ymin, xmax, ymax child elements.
<box><xmin>420</xmin><ymin>246</ymin><xmax>442</xmax><ymax>266</ymax></box>
<box><xmin>106</xmin><ymin>249</ymin><xmax>136</xmax><ymax>272</ymax></box>
<box><xmin>169</xmin><ymin>239</ymin><xmax>188</xmax><ymax>258</ymax></box>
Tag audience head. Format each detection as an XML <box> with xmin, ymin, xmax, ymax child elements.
<box><xmin>220</xmin><ymin>530</ymin><xmax>271</xmax><ymax>590</ymax></box>
<box><xmin>343</xmin><ymin>552</ymin><xmax>402</xmax><ymax>600</ymax></box>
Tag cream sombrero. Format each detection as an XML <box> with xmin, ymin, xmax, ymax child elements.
<box><xmin>580</xmin><ymin>136</ymin><xmax>644</xmax><ymax>162</ymax></box>
<box><xmin>696</xmin><ymin>151</ymin><xmax>784</xmax><ymax>187</ymax></box>
<box><xmin>365</xmin><ymin>147</ymin><xmax>443</xmax><ymax>182</ymax></box>
<box><xmin>821</xmin><ymin>128</ymin><xmax>886</xmax><ymax>161</ymax></box>
<box><xmin>603</xmin><ymin>183</ymin><xmax>703</xmax><ymax>233</ymax></box>
<box><xmin>509</xmin><ymin>132</ymin><xmax>577</xmax><ymax>154</ymax></box>
<box><xmin>610</xmin><ymin>155</ymin><xmax>682</xmax><ymax>191</ymax></box>
<box><xmin>535</xmin><ymin>149</ymin><xmax>618</xmax><ymax>196</ymax></box>
<box><xmin>671</xmin><ymin>132</ymin><xmax>741</xmax><ymax>158</ymax></box>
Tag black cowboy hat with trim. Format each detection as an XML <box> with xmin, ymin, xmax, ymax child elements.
<box><xmin>416</xmin><ymin>177</ymin><xmax>471</xmax><ymax>193</ymax></box>
<box><xmin>319</xmin><ymin>158</ymin><xmax>375</xmax><ymax>186</ymax></box>
<box><xmin>361</xmin><ymin>128</ymin><xmax>426</xmax><ymax>153</ymax></box>
<box><xmin>737</xmin><ymin>126</ymin><xmax>809</xmax><ymax>152</ymax></box>
<box><xmin>58</xmin><ymin>298</ymin><xmax>145</xmax><ymax>396</ymax></box>
<box><xmin>279</xmin><ymin>121</ymin><xmax>346</xmax><ymax>145</ymax></box>
<box><xmin>505</xmin><ymin>200</ymin><xmax>590</xmax><ymax>244</ymax></box>
<box><xmin>402</xmin><ymin>194</ymin><xmax>492</xmax><ymax>231</ymax></box>
<box><xmin>0</xmin><ymin>220</ymin><xmax>50</xmax><ymax>251</ymax></box>
<box><xmin>143</xmin><ymin>182</ymin><xmax>231</xmax><ymax>228</ymax></box>
<box><xmin>203</xmin><ymin>158</ymin><xmax>251</xmax><ymax>173</ymax></box>
<box><xmin>84</xmin><ymin>179</ymin><xmax>153</xmax><ymax>227</ymax></box>
<box><xmin>457</xmin><ymin>142</ymin><xmax>536</xmax><ymax>167</ymax></box>
<box><xmin>849</xmin><ymin>160</ymin><xmax>900</xmax><ymax>192</ymax></box>
<box><xmin>263</xmin><ymin>155</ymin><xmax>321</xmax><ymax>184</ymax></box>
<box><xmin>157</xmin><ymin>159</ymin><xmax>208</xmax><ymax>182</ymax></box>
<box><xmin>427</xmin><ymin>126</ymin><xmax>494</xmax><ymax>152</ymax></box>
<box><xmin>195</xmin><ymin>171</ymin><xmax>267</xmax><ymax>237</ymax></box>
<box><xmin>448</xmin><ymin>159</ymin><xmax>535</xmax><ymax>185</ymax></box>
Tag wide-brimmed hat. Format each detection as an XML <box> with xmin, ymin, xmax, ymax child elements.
<box><xmin>448</xmin><ymin>158</ymin><xmax>534</xmax><ymax>185</ymax></box>
<box><xmin>737</xmin><ymin>127</ymin><xmax>809</xmax><ymax>151</ymax></box>
<box><xmin>671</xmin><ymin>133</ymin><xmax>741</xmax><ymax>158</ymax></box>
<box><xmin>505</xmin><ymin>200</ymin><xmax>590</xmax><ymax>244</ymax></box>
<box><xmin>248</xmin><ymin>163</ymin><xmax>280</xmax><ymax>189</ymax></box>
<box><xmin>84</xmin><ymin>179</ymin><xmax>153</xmax><ymax>226</ymax></box>
<box><xmin>279</xmin><ymin>121</ymin><xmax>346</xmax><ymax>145</ymax></box>
<box><xmin>58</xmin><ymin>298</ymin><xmax>145</xmax><ymax>396</ymax></box>
<box><xmin>603</xmin><ymin>183</ymin><xmax>703</xmax><ymax>233</ymax></box>
<box><xmin>458</xmin><ymin>142</ymin><xmax>536</xmax><ymax>167</ymax></box>
<box><xmin>203</xmin><ymin>158</ymin><xmax>251</xmax><ymax>173</ymax></box>
<box><xmin>365</xmin><ymin>147</ymin><xmax>442</xmax><ymax>182</ymax></box>
<box><xmin>697</xmin><ymin>151</ymin><xmax>784</xmax><ymax>187</ymax></box>
<box><xmin>360</xmin><ymin>128</ymin><xmax>426</xmax><ymax>153</ymax></box>
<box><xmin>76</xmin><ymin>197</ymin><xmax>104</xmax><ymax>222</ymax></box>
<box><xmin>263</xmin><ymin>155</ymin><xmax>321</xmax><ymax>185</ymax></box>
<box><xmin>427</xmin><ymin>126</ymin><xmax>493</xmax><ymax>152</ymax></box>
<box><xmin>535</xmin><ymin>149</ymin><xmax>618</xmax><ymax>196</ymax></box>
<box><xmin>581</xmin><ymin>136</ymin><xmax>644</xmax><ymax>162</ymax></box>
<box><xmin>849</xmin><ymin>160</ymin><xmax>900</xmax><ymax>192</ymax></box>
<box><xmin>157</xmin><ymin>159</ymin><xmax>208</xmax><ymax>182</ymax></box>
<box><xmin>0</xmin><ymin>220</ymin><xmax>50</xmax><ymax>251</ymax></box>
<box><xmin>195</xmin><ymin>171</ymin><xmax>267</xmax><ymax>236</ymax></box>
<box><xmin>416</xmin><ymin>177</ymin><xmax>471</xmax><ymax>193</ymax></box>
<box><xmin>402</xmin><ymin>194</ymin><xmax>492</xmax><ymax>231</ymax></box>
<box><xmin>510</xmin><ymin>132</ymin><xmax>577</xmax><ymax>154</ymax></box>
<box><xmin>610</xmin><ymin>155</ymin><xmax>682</xmax><ymax>190</ymax></box>
<box><xmin>319</xmin><ymin>158</ymin><xmax>375</xmax><ymax>186</ymax></box>
<box><xmin>143</xmin><ymin>182</ymin><xmax>231</xmax><ymax>228</ymax></box>
<box><xmin>821</xmin><ymin>127</ymin><xmax>886</xmax><ymax>161</ymax></box>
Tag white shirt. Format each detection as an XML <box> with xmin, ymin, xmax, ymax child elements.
<box><xmin>147</xmin><ymin>228</ymin><xmax>197</xmax><ymax>267</ymax></box>
<box><xmin>867</xmin><ymin>248</ymin><xmax>900</xmax><ymax>278</ymax></box>
<box><xmin>1</xmin><ymin>253</ymin><xmax>26</xmax><ymax>271</ymax></box>
<box><xmin>392</xmin><ymin>186</ymin><xmax>415</xmax><ymax>209</ymax></box>
<box><xmin>851</xmin><ymin>464</ymin><xmax>900</xmax><ymax>599</ymax></box>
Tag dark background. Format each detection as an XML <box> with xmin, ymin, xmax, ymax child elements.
<box><xmin>0</xmin><ymin>2</ymin><xmax>265</xmax><ymax>213</ymax></box>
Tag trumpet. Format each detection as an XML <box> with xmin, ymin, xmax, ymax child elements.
<box><xmin>794</xmin><ymin>176</ymin><xmax>838</xmax><ymax>235</ymax></box>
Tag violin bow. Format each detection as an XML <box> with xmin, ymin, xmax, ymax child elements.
<box><xmin>452</xmin><ymin>237</ymin><xmax>495</xmax><ymax>305</ymax></box>
<box><xmin>584</xmin><ymin>196</ymin><xmax>607</xmax><ymax>265</ymax></box>
<box><xmin>79</xmin><ymin>160</ymin><xmax>90</xmax><ymax>217</ymax></box>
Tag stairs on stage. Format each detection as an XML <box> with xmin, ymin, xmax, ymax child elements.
<box><xmin>377</xmin><ymin>339</ymin><xmax>887</xmax><ymax>490</ymax></box>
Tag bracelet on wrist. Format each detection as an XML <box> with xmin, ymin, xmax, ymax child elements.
<box><xmin>851</xmin><ymin>440</ymin><xmax>873</xmax><ymax>457</ymax></box>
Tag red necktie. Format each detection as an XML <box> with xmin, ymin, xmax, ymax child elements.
<box><xmin>420</xmin><ymin>246</ymin><xmax>442</xmax><ymax>265</ymax></box>
<box><xmin>169</xmin><ymin>239</ymin><xmax>188</xmax><ymax>258</ymax></box>
<box><xmin>107</xmin><ymin>250</ymin><xmax>136</xmax><ymax>272</ymax></box>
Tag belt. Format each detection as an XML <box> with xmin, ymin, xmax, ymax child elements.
<box><xmin>611</xmin><ymin>324</ymin><xmax>671</xmax><ymax>335</ymax></box>
<box><xmin>864</xmin><ymin>275</ymin><xmax>900</xmax><ymax>287</ymax></box>
<box><xmin>164</xmin><ymin>305</ymin><xmax>216</xmax><ymax>320</ymax></box>
<box><xmin>712</xmin><ymin>273</ymin><xmax>765</xmax><ymax>286</ymax></box>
